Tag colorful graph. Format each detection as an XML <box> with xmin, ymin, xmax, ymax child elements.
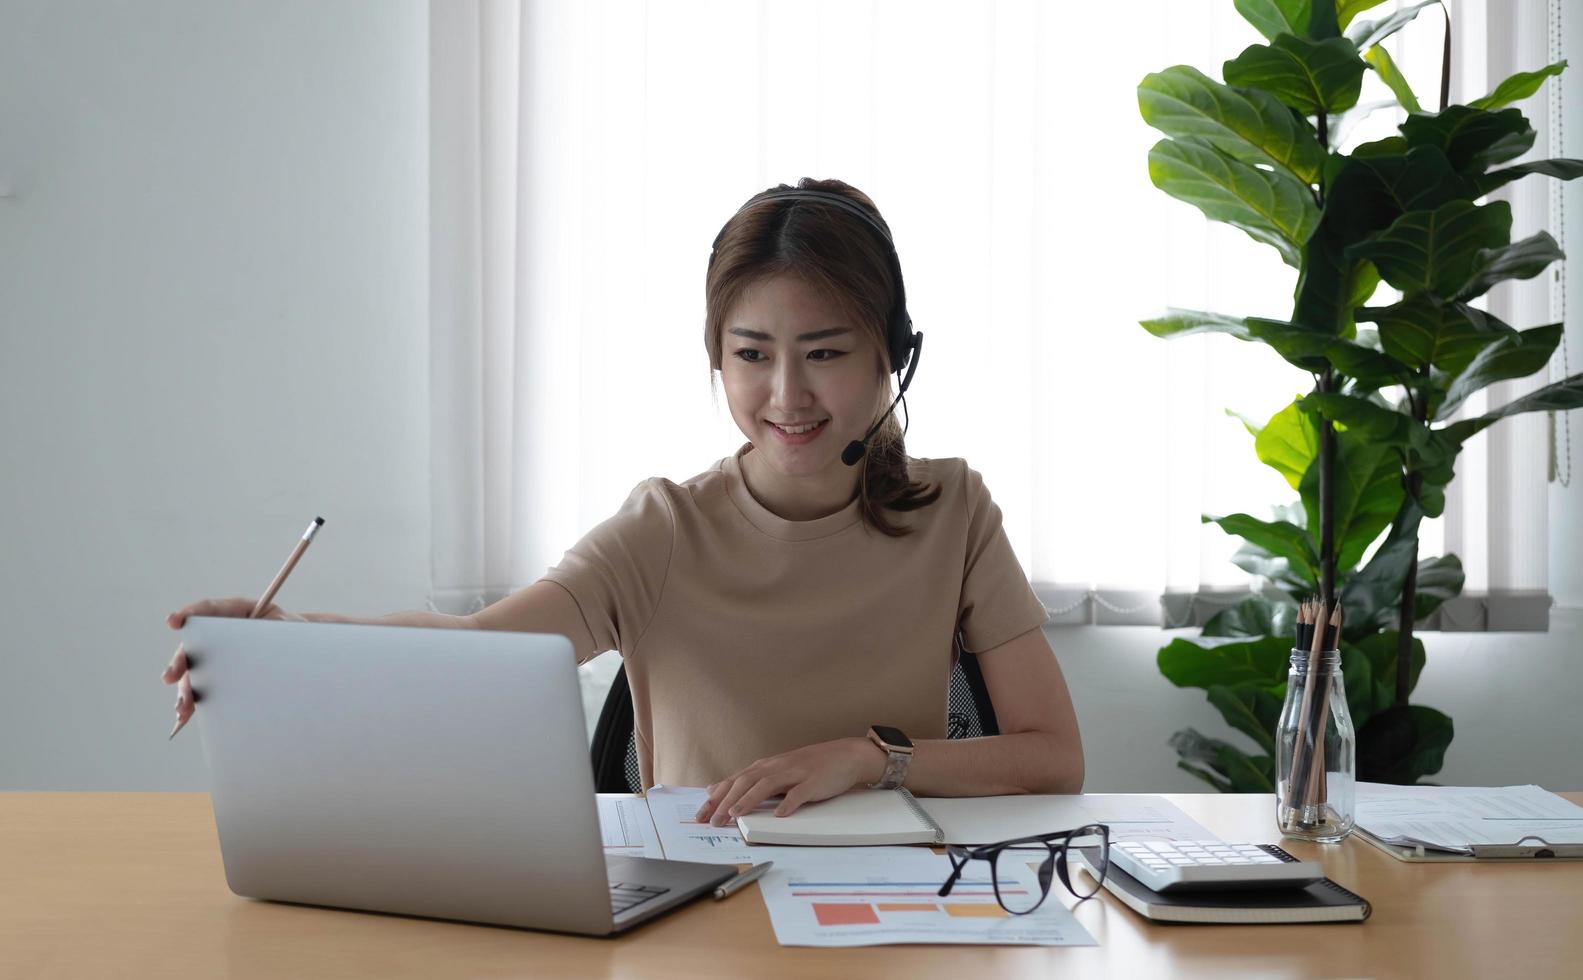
<box><xmin>794</xmin><ymin>878</ymin><xmax>1021</xmax><ymax>926</ymax></box>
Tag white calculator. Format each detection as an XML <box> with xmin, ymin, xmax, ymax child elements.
<box><xmin>1108</xmin><ymin>841</ymin><xmax>1323</xmax><ymax>893</ymax></box>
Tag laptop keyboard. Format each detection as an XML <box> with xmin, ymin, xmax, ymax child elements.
<box><xmin>609</xmin><ymin>881</ymin><xmax>671</xmax><ymax>915</ymax></box>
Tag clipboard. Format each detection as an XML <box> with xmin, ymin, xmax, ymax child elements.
<box><xmin>1354</xmin><ymin>783</ymin><xmax>1583</xmax><ymax>862</ymax></box>
<box><xmin>1358</xmin><ymin>828</ymin><xmax>1583</xmax><ymax>862</ymax></box>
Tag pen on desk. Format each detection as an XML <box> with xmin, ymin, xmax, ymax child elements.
<box><xmin>168</xmin><ymin>516</ymin><xmax>325</xmax><ymax>741</ymax></box>
<box><xmin>713</xmin><ymin>861</ymin><xmax>773</xmax><ymax>900</ymax></box>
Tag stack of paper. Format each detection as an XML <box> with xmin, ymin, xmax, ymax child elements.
<box><xmin>1355</xmin><ymin>783</ymin><xmax>1583</xmax><ymax>857</ymax></box>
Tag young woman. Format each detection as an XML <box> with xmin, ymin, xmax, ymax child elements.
<box><xmin>163</xmin><ymin>178</ymin><xmax>1083</xmax><ymax>827</ymax></box>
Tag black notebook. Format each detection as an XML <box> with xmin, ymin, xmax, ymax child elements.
<box><xmin>1073</xmin><ymin>847</ymin><xmax>1371</xmax><ymax>924</ymax></box>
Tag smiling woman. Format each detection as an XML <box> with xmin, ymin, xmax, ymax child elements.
<box><xmin>707</xmin><ymin>181</ymin><xmax>940</xmax><ymax>534</ymax></box>
<box><xmin>164</xmin><ymin>177</ymin><xmax>1084</xmax><ymax>823</ymax></box>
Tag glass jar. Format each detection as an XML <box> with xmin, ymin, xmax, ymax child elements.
<box><xmin>1275</xmin><ymin>648</ymin><xmax>1356</xmax><ymax>842</ymax></box>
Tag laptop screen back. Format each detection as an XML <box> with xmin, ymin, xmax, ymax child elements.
<box><xmin>182</xmin><ymin>617</ymin><xmax>615</xmax><ymax>933</ymax></box>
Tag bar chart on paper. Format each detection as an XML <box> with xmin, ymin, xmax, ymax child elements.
<box><xmin>643</xmin><ymin>785</ymin><xmax>807</xmax><ymax>863</ymax></box>
<box><xmin>596</xmin><ymin>794</ymin><xmax>664</xmax><ymax>858</ymax></box>
<box><xmin>758</xmin><ymin>848</ymin><xmax>1097</xmax><ymax>947</ymax></box>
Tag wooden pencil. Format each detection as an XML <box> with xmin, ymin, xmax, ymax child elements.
<box><xmin>1287</xmin><ymin>598</ymin><xmax>1328</xmax><ymax>829</ymax></box>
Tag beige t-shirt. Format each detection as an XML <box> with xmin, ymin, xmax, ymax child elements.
<box><xmin>542</xmin><ymin>444</ymin><xmax>1048</xmax><ymax>789</ymax></box>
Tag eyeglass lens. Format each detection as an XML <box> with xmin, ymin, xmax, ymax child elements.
<box><xmin>1059</xmin><ymin>824</ymin><xmax>1109</xmax><ymax>900</ymax></box>
<box><xmin>986</xmin><ymin>825</ymin><xmax>1110</xmax><ymax>914</ymax></box>
<box><xmin>990</xmin><ymin>841</ymin><xmax>1056</xmax><ymax>914</ymax></box>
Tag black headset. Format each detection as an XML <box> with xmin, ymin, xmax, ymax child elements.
<box><xmin>708</xmin><ymin>187</ymin><xmax>924</xmax><ymax>467</ymax></box>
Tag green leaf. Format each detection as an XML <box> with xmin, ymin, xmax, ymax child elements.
<box><xmin>1363</xmin><ymin>44</ymin><xmax>1420</xmax><ymax>113</ymax></box>
<box><xmin>1207</xmin><ymin>684</ymin><xmax>1284</xmax><ymax>755</ymax></box>
<box><xmin>1341</xmin><ymin>497</ymin><xmax>1424</xmax><ymax>627</ymax></box>
<box><xmin>1339</xmin><ymin>643</ymin><xmax>1377</xmax><ymax>728</ymax></box>
<box><xmin>1204</xmin><ymin>514</ymin><xmax>1320</xmax><ymax>580</ymax></box>
<box><xmin>1235</xmin><ymin>0</ymin><xmax>1311</xmax><ymax>41</ymax></box>
<box><xmin>1204</xmin><ymin>594</ymin><xmax>1299</xmax><ymax>639</ymax></box>
<box><xmin>1357</xmin><ymin>295</ymin><xmax>1508</xmax><ymax>376</ymax></box>
<box><xmin>1176</xmin><ymin>758</ymin><xmax>1235</xmax><ymax>793</ymax></box>
<box><xmin>1401</xmin><ymin>106</ymin><xmax>1536</xmax><ymax>174</ymax></box>
<box><xmin>1148</xmin><ymin>139</ymin><xmax>1320</xmax><ymax>266</ymax></box>
<box><xmin>1140</xmin><ymin>308</ymin><xmax>1254</xmax><ymax>341</ymax></box>
<box><xmin>1436</xmin><ymin>324</ymin><xmax>1565</xmax><ymax>421</ymax></box>
<box><xmin>1353</xmin><ymin>632</ymin><xmax>1426</xmax><ymax>705</ymax></box>
<box><xmin>1357</xmin><ymin>704</ymin><xmax>1453</xmax><ymax>783</ymax></box>
<box><xmin>1346</xmin><ymin>0</ymin><xmax>1438</xmax><ymax>50</ymax></box>
<box><xmin>1169</xmin><ymin>729</ymin><xmax>1276</xmax><ymax>792</ymax></box>
<box><xmin>1457</xmin><ymin>231</ymin><xmax>1565</xmax><ymax>301</ymax></box>
<box><xmin>1139</xmin><ymin>66</ymin><xmax>1327</xmax><ymax>185</ymax></box>
<box><xmin>1307</xmin><ymin>0</ymin><xmax>1342</xmax><ymax>38</ymax></box>
<box><xmin>1158</xmin><ymin>635</ymin><xmax>1294</xmax><ymax>691</ymax></box>
<box><xmin>1442</xmin><ymin>374</ymin><xmax>1583</xmax><ymax>447</ymax></box>
<box><xmin>1475</xmin><ymin>158</ymin><xmax>1583</xmax><ymax>195</ymax></box>
<box><xmin>1293</xmin><ymin>147</ymin><xmax>1471</xmax><ymax>333</ymax></box>
<box><xmin>1246</xmin><ymin>318</ymin><xmax>1337</xmax><ymax>369</ymax></box>
<box><xmin>1469</xmin><ymin>60</ymin><xmax>1567</xmax><ymax>111</ymax></box>
<box><xmin>1228</xmin><ymin>407</ymin><xmax>1266</xmax><ymax>439</ymax></box>
<box><xmin>1349</xmin><ymin>199</ymin><xmax>1512</xmax><ymax>296</ymax></box>
<box><xmin>1353</xmin><ymin>135</ymin><xmax>1408</xmax><ymax>156</ymax></box>
<box><xmin>1414</xmin><ymin>554</ymin><xmax>1465</xmax><ymax>620</ymax></box>
<box><xmin>1230</xmin><ymin>543</ymin><xmax>1315</xmax><ymax>596</ymax></box>
<box><xmin>1301</xmin><ymin>391</ymin><xmax>1417</xmax><ymax>447</ymax></box>
<box><xmin>1256</xmin><ymin>399</ymin><xmax>1320</xmax><ymax>489</ymax></box>
<box><xmin>1299</xmin><ymin>426</ymin><xmax>1405</xmax><ymax>572</ymax></box>
<box><xmin>1224</xmin><ymin>35</ymin><xmax>1368</xmax><ymax>115</ymax></box>
<box><xmin>1335</xmin><ymin>0</ymin><xmax>1391</xmax><ymax>30</ymax></box>
<box><xmin>1326</xmin><ymin>335</ymin><xmax>1416</xmax><ymax>390</ymax></box>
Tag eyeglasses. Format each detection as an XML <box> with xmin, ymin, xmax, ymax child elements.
<box><xmin>937</xmin><ymin>823</ymin><xmax>1110</xmax><ymax>915</ymax></box>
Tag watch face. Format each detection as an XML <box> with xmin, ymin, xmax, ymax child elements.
<box><xmin>871</xmin><ymin>725</ymin><xmax>912</xmax><ymax>750</ymax></box>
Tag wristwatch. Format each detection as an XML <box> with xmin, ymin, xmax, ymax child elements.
<box><xmin>866</xmin><ymin>725</ymin><xmax>913</xmax><ymax>790</ymax></box>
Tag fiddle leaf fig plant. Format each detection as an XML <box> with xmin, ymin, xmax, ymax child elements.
<box><xmin>1139</xmin><ymin>0</ymin><xmax>1583</xmax><ymax>791</ymax></box>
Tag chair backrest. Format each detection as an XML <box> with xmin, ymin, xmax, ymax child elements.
<box><xmin>590</xmin><ymin>647</ymin><xmax>1001</xmax><ymax>795</ymax></box>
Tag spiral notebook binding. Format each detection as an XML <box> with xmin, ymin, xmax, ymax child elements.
<box><xmin>896</xmin><ymin>788</ymin><xmax>946</xmax><ymax>844</ymax></box>
<box><xmin>1315</xmin><ymin>878</ymin><xmax>1373</xmax><ymax>919</ymax></box>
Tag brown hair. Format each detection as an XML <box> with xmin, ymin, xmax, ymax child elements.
<box><xmin>705</xmin><ymin>177</ymin><xmax>940</xmax><ymax>536</ymax></box>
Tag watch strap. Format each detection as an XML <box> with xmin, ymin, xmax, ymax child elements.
<box><xmin>871</xmin><ymin>747</ymin><xmax>911</xmax><ymax>790</ymax></box>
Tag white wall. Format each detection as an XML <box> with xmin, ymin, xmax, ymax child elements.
<box><xmin>1</xmin><ymin>1</ymin><xmax>1578</xmax><ymax>794</ymax></box>
<box><xmin>0</xmin><ymin>1</ymin><xmax>430</xmax><ymax>789</ymax></box>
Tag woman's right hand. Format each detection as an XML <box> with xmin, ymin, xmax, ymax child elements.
<box><xmin>163</xmin><ymin>598</ymin><xmax>303</xmax><ymax>731</ymax></box>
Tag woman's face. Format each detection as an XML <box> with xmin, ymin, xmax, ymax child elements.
<box><xmin>719</xmin><ymin>273</ymin><xmax>887</xmax><ymax>487</ymax></box>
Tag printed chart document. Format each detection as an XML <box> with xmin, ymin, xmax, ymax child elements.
<box><xmin>924</xmin><ymin>793</ymin><xmax>1219</xmax><ymax>845</ymax></box>
<box><xmin>738</xmin><ymin>789</ymin><xmax>1219</xmax><ymax>846</ymax></box>
<box><xmin>597</xmin><ymin>793</ymin><xmax>664</xmax><ymax>859</ymax></box>
<box><xmin>643</xmin><ymin>785</ymin><xmax>810</xmax><ymax>865</ymax></box>
<box><xmin>1355</xmin><ymin>783</ymin><xmax>1583</xmax><ymax>857</ymax></box>
<box><xmin>758</xmin><ymin>847</ymin><xmax>1098</xmax><ymax>947</ymax></box>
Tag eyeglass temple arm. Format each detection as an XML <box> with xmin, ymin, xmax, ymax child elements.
<box><xmin>937</xmin><ymin>854</ymin><xmax>968</xmax><ymax>897</ymax></box>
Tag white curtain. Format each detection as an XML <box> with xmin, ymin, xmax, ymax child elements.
<box><xmin>428</xmin><ymin>0</ymin><xmax>1568</xmax><ymax>627</ymax></box>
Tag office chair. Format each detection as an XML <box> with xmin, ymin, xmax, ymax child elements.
<box><xmin>589</xmin><ymin>643</ymin><xmax>1002</xmax><ymax>794</ymax></box>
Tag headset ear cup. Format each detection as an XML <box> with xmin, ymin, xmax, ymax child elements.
<box><xmin>891</xmin><ymin>316</ymin><xmax>914</xmax><ymax>373</ymax></box>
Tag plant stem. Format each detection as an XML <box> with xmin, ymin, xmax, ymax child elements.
<box><xmin>1396</xmin><ymin>377</ymin><xmax>1430</xmax><ymax>706</ymax></box>
<box><xmin>1395</xmin><ymin>495</ymin><xmax>1420</xmax><ymax>706</ymax></box>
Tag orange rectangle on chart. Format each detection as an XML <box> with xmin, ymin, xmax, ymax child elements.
<box><xmin>944</xmin><ymin>903</ymin><xmax>1009</xmax><ymax>918</ymax></box>
<box><xmin>877</xmin><ymin>903</ymin><xmax>939</xmax><ymax>912</ymax></box>
<box><xmin>813</xmin><ymin>903</ymin><xmax>881</xmax><ymax>926</ymax></box>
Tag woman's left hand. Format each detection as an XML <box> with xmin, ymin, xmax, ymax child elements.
<box><xmin>694</xmin><ymin>737</ymin><xmax>882</xmax><ymax>826</ymax></box>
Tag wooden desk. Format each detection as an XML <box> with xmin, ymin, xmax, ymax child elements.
<box><xmin>2</xmin><ymin>792</ymin><xmax>1576</xmax><ymax>978</ymax></box>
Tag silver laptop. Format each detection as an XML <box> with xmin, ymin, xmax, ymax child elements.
<box><xmin>181</xmin><ymin>617</ymin><xmax>736</xmax><ymax>935</ymax></box>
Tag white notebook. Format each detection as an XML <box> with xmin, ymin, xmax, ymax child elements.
<box><xmin>734</xmin><ymin>789</ymin><xmax>1216</xmax><ymax>846</ymax></box>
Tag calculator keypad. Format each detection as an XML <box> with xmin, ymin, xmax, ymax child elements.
<box><xmin>1109</xmin><ymin>841</ymin><xmax>1321</xmax><ymax>893</ymax></box>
